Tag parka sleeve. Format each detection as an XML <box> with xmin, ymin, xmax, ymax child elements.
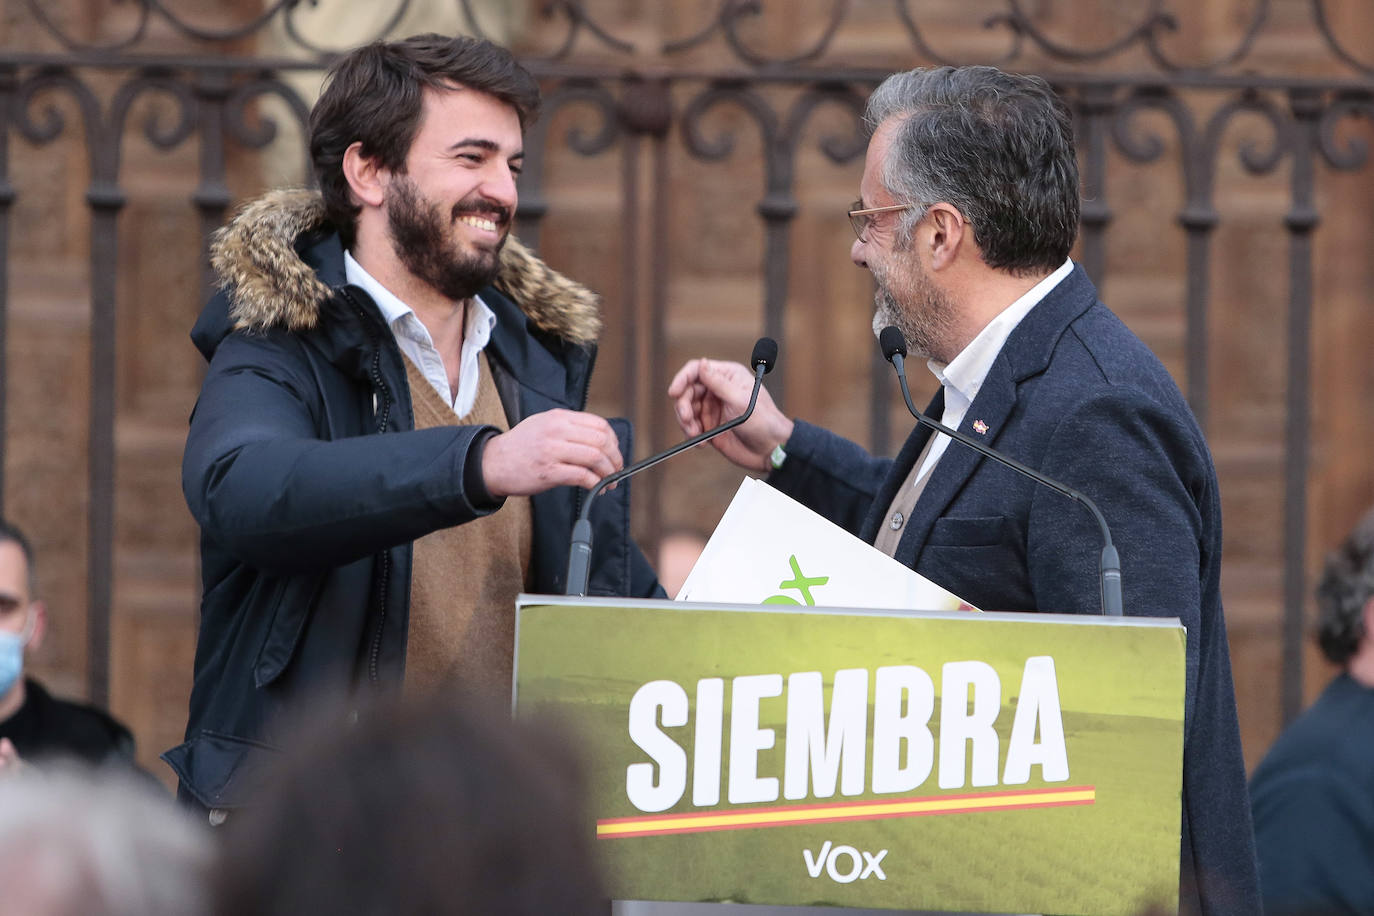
<box><xmin>182</xmin><ymin>330</ymin><xmax>501</xmax><ymax>574</ymax></box>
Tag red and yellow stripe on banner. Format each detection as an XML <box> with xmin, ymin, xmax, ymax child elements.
<box><xmin>597</xmin><ymin>785</ymin><xmax>1096</xmax><ymax>839</ymax></box>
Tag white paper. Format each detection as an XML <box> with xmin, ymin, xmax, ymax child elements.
<box><xmin>677</xmin><ymin>477</ymin><xmax>976</xmax><ymax>612</ymax></box>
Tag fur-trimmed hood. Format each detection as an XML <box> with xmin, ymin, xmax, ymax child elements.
<box><xmin>208</xmin><ymin>188</ymin><xmax>601</xmax><ymax>346</ymax></box>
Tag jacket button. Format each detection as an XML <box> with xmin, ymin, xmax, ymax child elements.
<box><xmin>890</xmin><ymin>511</ymin><xmax>904</xmax><ymax>531</ymax></box>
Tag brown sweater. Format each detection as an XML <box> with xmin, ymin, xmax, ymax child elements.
<box><xmin>402</xmin><ymin>353</ymin><xmax>532</xmax><ymax>700</ymax></box>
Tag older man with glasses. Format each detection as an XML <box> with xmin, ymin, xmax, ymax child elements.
<box><xmin>669</xmin><ymin>64</ymin><xmax>1258</xmax><ymax>914</ymax></box>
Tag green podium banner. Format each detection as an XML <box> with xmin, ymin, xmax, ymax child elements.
<box><xmin>514</xmin><ymin>596</ymin><xmax>1185</xmax><ymax>915</ymax></box>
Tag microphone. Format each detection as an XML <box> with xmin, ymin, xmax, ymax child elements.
<box><xmin>878</xmin><ymin>326</ymin><xmax>1123</xmax><ymax>616</ymax></box>
<box><xmin>564</xmin><ymin>338</ymin><xmax>779</xmax><ymax>597</ymax></box>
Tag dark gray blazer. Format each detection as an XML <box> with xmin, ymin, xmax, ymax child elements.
<box><xmin>771</xmin><ymin>264</ymin><xmax>1260</xmax><ymax>914</ymax></box>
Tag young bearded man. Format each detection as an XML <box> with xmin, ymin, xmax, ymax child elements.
<box><xmin>169</xmin><ymin>34</ymin><xmax>660</xmax><ymax>818</ymax></box>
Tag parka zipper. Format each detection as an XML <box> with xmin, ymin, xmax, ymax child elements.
<box><xmin>341</xmin><ymin>287</ymin><xmax>397</xmax><ymax>684</ymax></box>
<box><xmin>367</xmin><ymin>551</ymin><xmax>391</xmax><ymax>684</ymax></box>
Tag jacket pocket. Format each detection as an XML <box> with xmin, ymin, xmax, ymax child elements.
<box><xmin>919</xmin><ymin>515</ymin><xmax>1031</xmax><ymax>611</ymax></box>
<box><xmin>160</xmin><ymin>730</ymin><xmax>282</xmax><ymax>810</ymax></box>
<box><xmin>253</xmin><ymin>573</ymin><xmax>325</xmax><ymax>688</ymax></box>
<box><xmin>926</xmin><ymin>515</ymin><xmax>1016</xmax><ymax>548</ymax></box>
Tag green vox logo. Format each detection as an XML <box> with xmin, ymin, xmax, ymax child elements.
<box><xmin>762</xmin><ymin>555</ymin><xmax>829</xmax><ymax>605</ymax></box>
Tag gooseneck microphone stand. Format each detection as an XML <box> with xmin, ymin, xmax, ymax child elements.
<box><xmin>564</xmin><ymin>338</ymin><xmax>778</xmax><ymax>597</ymax></box>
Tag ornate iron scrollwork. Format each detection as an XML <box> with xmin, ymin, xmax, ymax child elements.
<box><xmin>8</xmin><ymin>0</ymin><xmax>1359</xmax><ymax>79</ymax></box>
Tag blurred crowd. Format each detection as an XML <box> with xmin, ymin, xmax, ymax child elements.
<box><xmin>3</xmin><ymin>504</ymin><xmax>1373</xmax><ymax>914</ymax></box>
<box><xmin>0</xmin><ymin>683</ymin><xmax>607</xmax><ymax>916</ymax></box>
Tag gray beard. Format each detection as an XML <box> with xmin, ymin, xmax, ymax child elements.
<box><xmin>870</xmin><ymin>283</ymin><xmax>953</xmax><ymax>363</ymax></box>
<box><xmin>871</xmin><ymin>288</ymin><xmax>907</xmax><ymax>350</ymax></box>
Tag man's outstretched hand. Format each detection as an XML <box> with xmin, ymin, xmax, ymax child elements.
<box><xmin>481</xmin><ymin>409</ymin><xmax>625</xmax><ymax>497</ymax></box>
<box><xmin>667</xmin><ymin>358</ymin><xmax>793</xmax><ymax>474</ymax></box>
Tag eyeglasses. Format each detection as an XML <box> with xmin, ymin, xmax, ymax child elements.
<box><xmin>847</xmin><ymin>201</ymin><xmax>923</xmax><ymax>241</ymax></box>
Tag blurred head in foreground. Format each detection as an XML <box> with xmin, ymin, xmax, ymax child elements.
<box><xmin>214</xmin><ymin>691</ymin><xmax>607</xmax><ymax>916</ymax></box>
<box><xmin>0</xmin><ymin>762</ymin><xmax>212</xmax><ymax>916</ymax></box>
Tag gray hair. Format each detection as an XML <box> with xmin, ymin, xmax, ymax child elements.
<box><xmin>863</xmin><ymin>66</ymin><xmax>1080</xmax><ymax>275</ymax></box>
<box><xmin>1316</xmin><ymin>507</ymin><xmax>1374</xmax><ymax>666</ymax></box>
<box><xmin>0</xmin><ymin>763</ymin><xmax>213</xmax><ymax>916</ymax></box>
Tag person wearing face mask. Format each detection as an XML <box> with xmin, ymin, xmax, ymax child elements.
<box><xmin>0</xmin><ymin>520</ymin><xmax>137</xmax><ymax>775</ymax></box>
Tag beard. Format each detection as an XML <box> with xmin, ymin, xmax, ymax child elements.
<box><xmin>385</xmin><ymin>175</ymin><xmax>509</xmax><ymax>302</ymax></box>
<box><xmin>869</xmin><ymin>248</ymin><xmax>957</xmax><ymax>363</ymax></box>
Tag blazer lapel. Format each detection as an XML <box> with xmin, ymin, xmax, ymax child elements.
<box><xmin>888</xmin><ymin>263</ymin><xmax>1101</xmax><ymax>567</ymax></box>
<box><xmin>891</xmin><ymin>363</ymin><xmax>1020</xmax><ymax>564</ymax></box>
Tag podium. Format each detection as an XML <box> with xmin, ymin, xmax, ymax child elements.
<box><xmin>513</xmin><ymin>595</ymin><xmax>1185</xmax><ymax>916</ymax></box>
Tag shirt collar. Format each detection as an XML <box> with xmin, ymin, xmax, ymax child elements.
<box><xmin>928</xmin><ymin>258</ymin><xmax>1074</xmax><ymax>401</ymax></box>
<box><xmin>344</xmin><ymin>250</ymin><xmax>412</xmax><ymax>326</ymax></box>
<box><xmin>466</xmin><ymin>291</ymin><xmax>497</xmax><ymax>350</ymax></box>
<box><xmin>343</xmin><ymin>250</ymin><xmax>497</xmax><ymax>344</ymax></box>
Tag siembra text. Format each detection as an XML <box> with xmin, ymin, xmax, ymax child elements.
<box><xmin>625</xmin><ymin>656</ymin><xmax>1069</xmax><ymax>813</ymax></box>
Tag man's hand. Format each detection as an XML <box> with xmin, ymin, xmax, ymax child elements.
<box><xmin>481</xmin><ymin>409</ymin><xmax>624</xmax><ymax>497</ymax></box>
<box><xmin>0</xmin><ymin>738</ymin><xmax>24</xmax><ymax>778</ymax></box>
<box><xmin>667</xmin><ymin>358</ymin><xmax>794</xmax><ymax>474</ymax></box>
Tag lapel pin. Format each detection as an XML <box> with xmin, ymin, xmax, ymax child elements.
<box><xmin>972</xmin><ymin>419</ymin><xmax>989</xmax><ymax>435</ymax></box>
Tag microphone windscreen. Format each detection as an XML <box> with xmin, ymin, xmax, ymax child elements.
<box><xmin>751</xmin><ymin>337</ymin><xmax>779</xmax><ymax>374</ymax></box>
<box><xmin>879</xmin><ymin>326</ymin><xmax>907</xmax><ymax>362</ymax></box>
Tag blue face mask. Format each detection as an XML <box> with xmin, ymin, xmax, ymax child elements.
<box><xmin>0</xmin><ymin>612</ymin><xmax>32</xmax><ymax>697</ymax></box>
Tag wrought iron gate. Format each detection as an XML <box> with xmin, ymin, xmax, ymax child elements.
<box><xmin>2</xmin><ymin>1</ymin><xmax>1372</xmax><ymax>760</ymax></box>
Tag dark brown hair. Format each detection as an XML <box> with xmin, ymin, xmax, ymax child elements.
<box><xmin>308</xmin><ymin>34</ymin><xmax>540</xmax><ymax>248</ymax></box>
<box><xmin>0</xmin><ymin>518</ymin><xmax>37</xmax><ymax>597</ymax></box>
<box><xmin>1316</xmin><ymin>506</ymin><xmax>1374</xmax><ymax>666</ymax></box>
<box><xmin>213</xmin><ymin>691</ymin><xmax>608</xmax><ymax>916</ymax></box>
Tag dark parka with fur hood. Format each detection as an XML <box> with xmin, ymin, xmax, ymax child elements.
<box><xmin>165</xmin><ymin>190</ymin><xmax>660</xmax><ymax>810</ymax></box>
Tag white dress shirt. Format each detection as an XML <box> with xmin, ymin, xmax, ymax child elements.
<box><xmin>344</xmin><ymin>251</ymin><xmax>497</xmax><ymax>418</ymax></box>
<box><xmin>911</xmin><ymin>258</ymin><xmax>1075</xmax><ymax>487</ymax></box>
